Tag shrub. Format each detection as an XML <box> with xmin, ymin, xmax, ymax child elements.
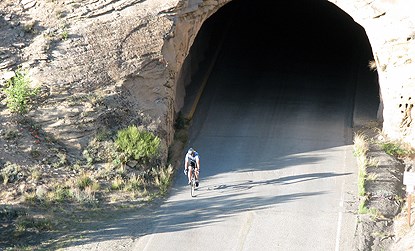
<box><xmin>76</xmin><ymin>173</ymin><xmax>92</xmax><ymax>190</ymax></box>
<box><xmin>358</xmin><ymin>167</ymin><xmax>366</xmax><ymax>196</ymax></box>
<box><xmin>50</xmin><ymin>186</ymin><xmax>72</xmax><ymax>202</ymax></box>
<box><xmin>3</xmin><ymin>129</ymin><xmax>19</xmax><ymax>140</ymax></box>
<box><xmin>30</xmin><ymin>168</ymin><xmax>42</xmax><ymax>182</ymax></box>
<box><xmin>0</xmin><ymin>206</ymin><xmax>19</xmax><ymax>222</ymax></box>
<box><xmin>24</xmin><ymin>192</ymin><xmax>38</xmax><ymax>205</ymax></box>
<box><xmin>152</xmin><ymin>165</ymin><xmax>174</xmax><ymax>194</ymax></box>
<box><xmin>60</xmin><ymin>29</ymin><xmax>69</xmax><ymax>40</ymax></box>
<box><xmin>82</xmin><ymin>149</ymin><xmax>95</xmax><ymax>166</ymax></box>
<box><xmin>381</xmin><ymin>141</ymin><xmax>413</xmax><ymax>157</ymax></box>
<box><xmin>15</xmin><ymin>216</ymin><xmax>53</xmax><ymax>233</ymax></box>
<box><xmin>115</xmin><ymin>126</ymin><xmax>161</xmax><ymax>164</ymax></box>
<box><xmin>52</xmin><ymin>152</ymin><xmax>68</xmax><ymax>168</ymax></box>
<box><xmin>2</xmin><ymin>69</ymin><xmax>39</xmax><ymax>114</ymax></box>
<box><xmin>124</xmin><ymin>174</ymin><xmax>143</xmax><ymax>192</ymax></box>
<box><xmin>111</xmin><ymin>176</ymin><xmax>125</xmax><ymax>190</ymax></box>
<box><xmin>30</xmin><ymin>148</ymin><xmax>41</xmax><ymax>159</ymax></box>
<box><xmin>1</xmin><ymin>162</ymin><xmax>22</xmax><ymax>184</ymax></box>
<box><xmin>72</xmin><ymin>186</ymin><xmax>97</xmax><ymax>204</ymax></box>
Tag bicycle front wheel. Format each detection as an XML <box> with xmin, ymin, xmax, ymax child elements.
<box><xmin>190</xmin><ymin>178</ymin><xmax>196</xmax><ymax>197</ymax></box>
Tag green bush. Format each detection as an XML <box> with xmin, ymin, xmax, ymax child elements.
<box><xmin>115</xmin><ymin>126</ymin><xmax>161</xmax><ymax>164</ymax></box>
<box><xmin>2</xmin><ymin>69</ymin><xmax>39</xmax><ymax>114</ymax></box>
<box><xmin>51</xmin><ymin>186</ymin><xmax>71</xmax><ymax>202</ymax></box>
<box><xmin>381</xmin><ymin>141</ymin><xmax>412</xmax><ymax>157</ymax></box>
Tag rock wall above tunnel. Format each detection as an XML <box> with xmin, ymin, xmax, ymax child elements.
<box><xmin>333</xmin><ymin>0</ymin><xmax>415</xmax><ymax>146</ymax></box>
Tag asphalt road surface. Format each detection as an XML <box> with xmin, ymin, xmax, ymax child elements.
<box><xmin>134</xmin><ymin>12</ymin><xmax>360</xmax><ymax>250</ymax></box>
<box><xmin>135</xmin><ymin>79</ymin><xmax>358</xmax><ymax>250</ymax></box>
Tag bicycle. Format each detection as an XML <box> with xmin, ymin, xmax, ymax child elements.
<box><xmin>188</xmin><ymin>162</ymin><xmax>199</xmax><ymax>197</ymax></box>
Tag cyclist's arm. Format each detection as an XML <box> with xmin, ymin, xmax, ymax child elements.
<box><xmin>184</xmin><ymin>155</ymin><xmax>189</xmax><ymax>169</ymax></box>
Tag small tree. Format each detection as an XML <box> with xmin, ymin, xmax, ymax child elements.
<box><xmin>3</xmin><ymin>69</ymin><xmax>38</xmax><ymax>114</ymax></box>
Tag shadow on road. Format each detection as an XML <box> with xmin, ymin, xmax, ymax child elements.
<box><xmin>56</xmin><ymin>191</ymin><xmax>325</xmax><ymax>249</ymax></box>
<box><xmin>57</xmin><ymin>169</ymin><xmax>349</xmax><ymax>248</ymax></box>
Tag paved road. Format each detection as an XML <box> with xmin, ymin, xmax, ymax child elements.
<box><xmin>134</xmin><ymin>18</ymin><xmax>359</xmax><ymax>250</ymax></box>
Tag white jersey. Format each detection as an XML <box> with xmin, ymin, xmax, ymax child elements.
<box><xmin>185</xmin><ymin>151</ymin><xmax>199</xmax><ymax>164</ymax></box>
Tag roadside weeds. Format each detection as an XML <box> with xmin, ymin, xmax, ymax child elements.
<box><xmin>353</xmin><ymin>122</ymin><xmax>414</xmax><ymax>251</ymax></box>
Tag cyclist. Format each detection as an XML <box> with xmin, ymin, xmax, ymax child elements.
<box><xmin>184</xmin><ymin>148</ymin><xmax>200</xmax><ymax>187</ymax></box>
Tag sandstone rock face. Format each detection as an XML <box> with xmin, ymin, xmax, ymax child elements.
<box><xmin>333</xmin><ymin>0</ymin><xmax>415</xmax><ymax>146</ymax></box>
<box><xmin>0</xmin><ymin>0</ymin><xmax>414</xmax><ymax>163</ymax></box>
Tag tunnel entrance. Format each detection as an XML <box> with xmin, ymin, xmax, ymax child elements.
<box><xmin>171</xmin><ymin>2</ymin><xmax>381</xmax><ymax>248</ymax></box>
<box><xmin>180</xmin><ymin>0</ymin><xmax>379</xmax><ymax>128</ymax></box>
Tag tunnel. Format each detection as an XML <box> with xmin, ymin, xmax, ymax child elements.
<box><xmin>180</xmin><ymin>0</ymin><xmax>380</xmax><ymax>130</ymax></box>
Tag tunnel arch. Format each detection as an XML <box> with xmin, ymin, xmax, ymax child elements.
<box><xmin>173</xmin><ymin>0</ymin><xmax>380</xmax><ymax>127</ymax></box>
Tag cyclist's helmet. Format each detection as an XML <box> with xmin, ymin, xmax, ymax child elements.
<box><xmin>188</xmin><ymin>148</ymin><xmax>195</xmax><ymax>156</ymax></box>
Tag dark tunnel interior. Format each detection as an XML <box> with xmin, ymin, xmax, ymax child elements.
<box><xmin>182</xmin><ymin>0</ymin><xmax>380</xmax><ymax>124</ymax></box>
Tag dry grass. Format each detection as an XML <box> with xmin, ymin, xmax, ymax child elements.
<box><xmin>368</xmin><ymin>60</ymin><xmax>377</xmax><ymax>71</ymax></box>
<box><xmin>354</xmin><ymin>132</ymin><xmax>369</xmax><ymax>157</ymax></box>
<box><xmin>354</xmin><ymin>132</ymin><xmax>370</xmax><ymax>198</ymax></box>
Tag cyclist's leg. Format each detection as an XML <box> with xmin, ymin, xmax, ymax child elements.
<box><xmin>187</xmin><ymin>164</ymin><xmax>193</xmax><ymax>184</ymax></box>
<box><xmin>195</xmin><ymin>167</ymin><xmax>199</xmax><ymax>181</ymax></box>
<box><xmin>195</xmin><ymin>167</ymin><xmax>200</xmax><ymax>187</ymax></box>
